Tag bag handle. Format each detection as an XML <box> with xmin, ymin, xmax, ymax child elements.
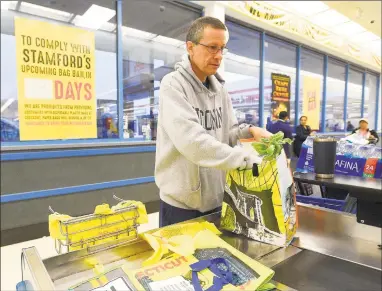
<box><xmin>190</xmin><ymin>258</ymin><xmax>233</xmax><ymax>291</ymax></box>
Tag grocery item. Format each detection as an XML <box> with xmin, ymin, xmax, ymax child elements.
<box><xmin>296</xmin><ymin>138</ymin><xmax>382</xmax><ymax>179</ymax></box>
<box><xmin>221</xmin><ymin>132</ymin><xmax>297</xmax><ymax>247</ymax></box>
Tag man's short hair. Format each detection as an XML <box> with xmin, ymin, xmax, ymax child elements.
<box><xmin>279</xmin><ymin>111</ymin><xmax>288</xmax><ymax>120</ymax></box>
<box><xmin>186</xmin><ymin>16</ymin><xmax>227</xmax><ymax>43</ymax></box>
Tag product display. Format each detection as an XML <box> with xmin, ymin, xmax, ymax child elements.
<box><xmin>124</xmin><ymin>230</ymin><xmax>275</xmax><ymax>291</ymax></box>
<box><xmin>221</xmin><ymin>132</ymin><xmax>297</xmax><ymax>247</ymax></box>
<box><xmin>297</xmin><ymin>137</ymin><xmax>382</xmax><ymax>179</ymax></box>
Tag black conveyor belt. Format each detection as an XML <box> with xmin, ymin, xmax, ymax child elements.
<box><xmin>272</xmin><ymin>249</ymin><xmax>382</xmax><ymax>291</ymax></box>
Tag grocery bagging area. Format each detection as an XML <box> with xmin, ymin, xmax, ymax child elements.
<box><xmin>1</xmin><ymin>0</ymin><xmax>382</xmax><ymax>290</ymax></box>
<box><xmin>16</xmin><ymin>204</ymin><xmax>381</xmax><ymax>291</ymax></box>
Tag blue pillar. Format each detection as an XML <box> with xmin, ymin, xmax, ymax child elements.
<box><xmin>321</xmin><ymin>55</ymin><xmax>328</xmax><ymax>132</ymax></box>
<box><xmin>375</xmin><ymin>75</ymin><xmax>381</xmax><ymax>130</ymax></box>
<box><xmin>259</xmin><ymin>32</ymin><xmax>265</xmax><ymax>128</ymax></box>
<box><xmin>361</xmin><ymin>72</ymin><xmax>366</xmax><ymax>118</ymax></box>
<box><xmin>117</xmin><ymin>0</ymin><xmax>124</xmax><ymax>139</ymax></box>
<box><xmin>295</xmin><ymin>46</ymin><xmax>301</xmax><ymax>129</ymax></box>
<box><xmin>343</xmin><ymin>64</ymin><xmax>349</xmax><ymax>132</ymax></box>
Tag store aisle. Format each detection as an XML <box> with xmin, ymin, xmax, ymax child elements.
<box><xmin>0</xmin><ymin>212</ymin><xmax>159</xmax><ymax>291</ymax></box>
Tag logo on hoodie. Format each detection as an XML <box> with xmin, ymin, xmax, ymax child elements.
<box><xmin>193</xmin><ymin>107</ymin><xmax>223</xmax><ymax>131</ymax></box>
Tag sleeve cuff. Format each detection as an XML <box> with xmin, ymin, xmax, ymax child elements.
<box><xmin>238</xmin><ymin>123</ymin><xmax>253</xmax><ymax>139</ymax></box>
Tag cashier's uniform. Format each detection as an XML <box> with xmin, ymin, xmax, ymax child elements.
<box><xmin>155</xmin><ymin>55</ymin><xmax>261</xmax><ymax>227</ymax></box>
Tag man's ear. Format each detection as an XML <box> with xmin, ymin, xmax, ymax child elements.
<box><xmin>186</xmin><ymin>41</ymin><xmax>194</xmax><ymax>56</ymax></box>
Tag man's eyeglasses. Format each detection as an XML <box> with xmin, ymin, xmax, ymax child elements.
<box><xmin>196</xmin><ymin>43</ymin><xmax>228</xmax><ymax>55</ymax></box>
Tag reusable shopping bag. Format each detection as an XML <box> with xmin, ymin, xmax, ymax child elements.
<box><xmin>221</xmin><ymin>132</ymin><xmax>298</xmax><ymax>247</ymax></box>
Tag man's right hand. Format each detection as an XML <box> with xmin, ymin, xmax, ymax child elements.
<box><xmin>249</xmin><ymin>126</ymin><xmax>272</xmax><ymax>142</ymax></box>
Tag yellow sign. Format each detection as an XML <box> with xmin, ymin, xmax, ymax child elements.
<box><xmin>302</xmin><ymin>76</ymin><xmax>321</xmax><ymax>130</ymax></box>
<box><xmin>15</xmin><ymin>17</ymin><xmax>96</xmax><ymax>141</ymax></box>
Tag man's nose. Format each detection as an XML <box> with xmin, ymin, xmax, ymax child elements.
<box><xmin>214</xmin><ymin>50</ymin><xmax>223</xmax><ymax>60</ymax></box>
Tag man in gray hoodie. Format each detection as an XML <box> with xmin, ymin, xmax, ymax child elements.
<box><xmin>155</xmin><ymin>16</ymin><xmax>271</xmax><ymax>227</ymax></box>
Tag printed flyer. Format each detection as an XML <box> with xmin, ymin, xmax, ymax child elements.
<box><xmin>15</xmin><ymin>17</ymin><xmax>96</xmax><ymax>140</ymax></box>
<box><xmin>124</xmin><ymin>230</ymin><xmax>275</xmax><ymax>291</ymax></box>
<box><xmin>271</xmin><ymin>73</ymin><xmax>291</xmax><ymax>120</ymax></box>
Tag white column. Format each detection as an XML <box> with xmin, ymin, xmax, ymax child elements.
<box><xmin>202</xmin><ymin>2</ymin><xmax>226</xmax><ymax>77</ymax></box>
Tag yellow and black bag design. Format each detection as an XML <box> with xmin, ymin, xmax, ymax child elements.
<box><xmin>221</xmin><ymin>132</ymin><xmax>297</xmax><ymax>247</ymax></box>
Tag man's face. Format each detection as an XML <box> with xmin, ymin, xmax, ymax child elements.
<box><xmin>300</xmin><ymin>117</ymin><xmax>307</xmax><ymax>126</ymax></box>
<box><xmin>359</xmin><ymin>121</ymin><xmax>368</xmax><ymax>130</ymax></box>
<box><xmin>187</xmin><ymin>26</ymin><xmax>226</xmax><ymax>79</ymax></box>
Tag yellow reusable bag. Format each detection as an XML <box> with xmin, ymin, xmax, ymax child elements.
<box><xmin>221</xmin><ymin>132</ymin><xmax>297</xmax><ymax>247</ymax></box>
<box><xmin>124</xmin><ymin>229</ymin><xmax>275</xmax><ymax>291</ymax></box>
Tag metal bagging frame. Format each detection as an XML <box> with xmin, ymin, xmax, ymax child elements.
<box><xmin>49</xmin><ymin>195</ymin><xmax>140</xmax><ymax>254</ymax></box>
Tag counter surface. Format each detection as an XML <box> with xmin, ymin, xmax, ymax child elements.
<box><xmin>21</xmin><ymin>205</ymin><xmax>382</xmax><ymax>291</ymax></box>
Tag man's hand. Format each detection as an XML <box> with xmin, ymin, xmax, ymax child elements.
<box><xmin>249</xmin><ymin>126</ymin><xmax>272</xmax><ymax>142</ymax></box>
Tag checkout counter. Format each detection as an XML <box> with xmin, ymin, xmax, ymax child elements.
<box><xmin>18</xmin><ymin>200</ymin><xmax>381</xmax><ymax>291</ymax></box>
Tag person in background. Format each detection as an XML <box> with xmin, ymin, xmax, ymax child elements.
<box><xmin>347</xmin><ymin>121</ymin><xmax>355</xmax><ymax>132</ymax></box>
<box><xmin>351</xmin><ymin>118</ymin><xmax>379</xmax><ymax>144</ymax></box>
<box><xmin>155</xmin><ymin>16</ymin><xmax>271</xmax><ymax>227</ymax></box>
<box><xmin>269</xmin><ymin>111</ymin><xmax>293</xmax><ymax>162</ymax></box>
<box><xmin>293</xmin><ymin>116</ymin><xmax>315</xmax><ymax>157</ymax></box>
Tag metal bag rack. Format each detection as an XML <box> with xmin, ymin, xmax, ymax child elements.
<box><xmin>49</xmin><ymin>195</ymin><xmax>141</xmax><ymax>254</ymax></box>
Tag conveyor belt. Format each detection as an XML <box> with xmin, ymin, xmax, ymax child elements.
<box><xmin>272</xmin><ymin>249</ymin><xmax>382</xmax><ymax>291</ymax></box>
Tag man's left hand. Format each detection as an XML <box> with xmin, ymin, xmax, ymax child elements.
<box><xmin>249</xmin><ymin>126</ymin><xmax>272</xmax><ymax>142</ymax></box>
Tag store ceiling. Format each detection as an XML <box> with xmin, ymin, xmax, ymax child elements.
<box><xmin>323</xmin><ymin>1</ymin><xmax>381</xmax><ymax>37</ymax></box>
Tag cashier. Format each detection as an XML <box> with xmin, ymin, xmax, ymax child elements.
<box><xmin>155</xmin><ymin>16</ymin><xmax>271</xmax><ymax>227</ymax></box>
<box><xmin>351</xmin><ymin>118</ymin><xmax>379</xmax><ymax>144</ymax></box>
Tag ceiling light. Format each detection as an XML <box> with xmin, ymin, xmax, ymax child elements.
<box><xmin>332</xmin><ymin>21</ymin><xmax>366</xmax><ymax>37</ymax></box>
<box><xmin>20</xmin><ymin>2</ymin><xmax>72</xmax><ymax>21</ymax></box>
<box><xmin>99</xmin><ymin>22</ymin><xmax>116</xmax><ymax>32</ymax></box>
<box><xmin>370</xmin><ymin>40</ymin><xmax>381</xmax><ymax>56</ymax></box>
<box><xmin>122</xmin><ymin>26</ymin><xmax>156</xmax><ymax>40</ymax></box>
<box><xmin>73</xmin><ymin>4</ymin><xmax>115</xmax><ymax>30</ymax></box>
<box><xmin>152</xmin><ymin>35</ymin><xmax>184</xmax><ymax>47</ymax></box>
<box><xmin>284</xmin><ymin>1</ymin><xmax>329</xmax><ymax>17</ymax></box>
<box><xmin>310</xmin><ymin>9</ymin><xmax>350</xmax><ymax>28</ymax></box>
<box><xmin>1</xmin><ymin>1</ymin><xmax>17</xmax><ymax>10</ymax></box>
<box><xmin>354</xmin><ymin>31</ymin><xmax>380</xmax><ymax>43</ymax></box>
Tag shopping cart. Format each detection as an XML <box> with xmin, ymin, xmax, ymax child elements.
<box><xmin>49</xmin><ymin>195</ymin><xmax>146</xmax><ymax>254</ymax></box>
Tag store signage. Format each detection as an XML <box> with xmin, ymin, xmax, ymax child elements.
<box><xmin>270</xmin><ymin>73</ymin><xmax>290</xmax><ymax>120</ymax></box>
<box><xmin>302</xmin><ymin>76</ymin><xmax>321</xmax><ymax>130</ymax></box>
<box><xmin>15</xmin><ymin>17</ymin><xmax>96</xmax><ymax>141</ymax></box>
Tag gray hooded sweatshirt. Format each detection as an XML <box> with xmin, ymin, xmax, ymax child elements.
<box><xmin>155</xmin><ymin>55</ymin><xmax>257</xmax><ymax>212</ymax></box>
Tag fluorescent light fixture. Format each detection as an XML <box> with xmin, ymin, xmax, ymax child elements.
<box><xmin>152</xmin><ymin>35</ymin><xmax>184</xmax><ymax>47</ymax></box>
<box><xmin>332</xmin><ymin>21</ymin><xmax>365</xmax><ymax>37</ymax></box>
<box><xmin>20</xmin><ymin>2</ymin><xmax>73</xmax><ymax>22</ymax></box>
<box><xmin>1</xmin><ymin>98</ymin><xmax>14</xmax><ymax>113</ymax></box>
<box><xmin>310</xmin><ymin>9</ymin><xmax>350</xmax><ymax>28</ymax></box>
<box><xmin>284</xmin><ymin>1</ymin><xmax>329</xmax><ymax>17</ymax></box>
<box><xmin>74</xmin><ymin>4</ymin><xmax>115</xmax><ymax>30</ymax></box>
<box><xmin>122</xmin><ymin>26</ymin><xmax>156</xmax><ymax>40</ymax></box>
<box><xmin>99</xmin><ymin>22</ymin><xmax>116</xmax><ymax>32</ymax></box>
<box><xmin>1</xmin><ymin>1</ymin><xmax>17</xmax><ymax>10</ymax></box>
<box><xmin>370</xmin><ymin>40</ymin><xmax>381</xmax><ymax>56</ymax></box>
<box><xmin>354</xmin><ymin>31</ymin><xmax>380</xmax><ymax>43</ymax></box>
